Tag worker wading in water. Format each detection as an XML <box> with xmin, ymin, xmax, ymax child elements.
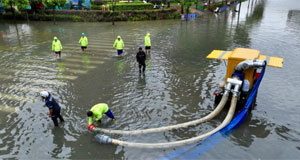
<box><xmin>40</xmin><ymin>91</ymin><xmax>65</xmax><ymax>127</ymax></box>
<box><xmin>144</xmin><ymin>33</ymin><xmax>151</xmax><ymax>54</ymax></box>
<box><xmin>87</xmin><ymin>103</ymin><xmax>116</xmax><ymax>130</ymax></box>
<box><xmin>52</xmin><ymin>37</ymin><xmax>63</xmax><ymax>59</ymax></box>
<box><xmin>136</xmin><ymin>47</ymin><xmax>146</xmax><ymax>74</ymax></box>
<box><xmin>113</xmin><ymin>36</ymin><xmax>125</xmax><ymax>56</ymax></box>
<box><xmin>79</xmin><ymin>32</ymin><xmax>88</xmax><ymax>51</ymax></box>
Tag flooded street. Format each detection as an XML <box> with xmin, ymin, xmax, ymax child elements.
<box><xmin>1</xmin><ymin>0</ymin><xmax>300</xmax><ymax>159</ymax></box>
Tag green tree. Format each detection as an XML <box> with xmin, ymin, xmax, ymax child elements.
<box><xmin>194</xmin><ymin>0</ymin><xmax>199</xmax><ymax>10</ymax></box>
<box><xmin>42</xmin><ymin>0</ymin><xmax>66</xmax><ymax>8</ymax></box>
<box><xmin>180</xmin><ymin>0</ymin><xmax>192</xmax><ymax>15</ymax></box>
<box><xmin>3</xmin><ymin>0</ymin><xmax>30</xmax><ymax>18</ymax></box>
<box><xmin>42</xmin><ymin>0</ymin><xmax>67</xmax><ymax>23</ymax></box>
<box><xmin>111</xmin><ymin>0</ymin><xmax>116</xmax><ymax>25</ymax></box>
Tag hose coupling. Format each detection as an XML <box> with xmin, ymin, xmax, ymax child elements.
<box><xmin>95</xmin><ymin>134</ymin><xmax>112</xmax><ymax>144</ymax></box>
<box><xmin>227</xmin><ymin>77</ymin><xmax>242</xmax><ymax>96</ymax></box>
<box><xmin>232</xmin><ymin>84</ymin><xmax>241</xmax><ymax>96</ymax></box>
<box><xmin>224</xmin><ymin>82</ymin><xmax>232</xmax><ymax>95</ymax></box>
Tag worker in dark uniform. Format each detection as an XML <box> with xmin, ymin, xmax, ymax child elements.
<box><xmin>40</xmin><ymin>91</ymin><xmax>64</xmax><ymax>127</ymax></box>
<box><xmin>136</xmin><ymin>47</ymin><xmax>146</xmax><ymax>74</ymax></box>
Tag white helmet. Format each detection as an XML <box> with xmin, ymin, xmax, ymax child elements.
<box><xmin>40</xmin><ymin>91</ymin><xmax>49</xmax><ymax>98</ymax></box>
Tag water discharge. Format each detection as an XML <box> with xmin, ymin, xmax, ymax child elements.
<box><xmin>1</xmin><ymin>0</ymin><xmax>300</xmax><ymax>159</ymax></box>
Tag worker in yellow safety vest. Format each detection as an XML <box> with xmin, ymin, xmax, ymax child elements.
<box><xmin>144</xmin><ymin>33</ymin><xmax>151</xmax><ymax>54</ymax></box>
<box><xmin>87</xmin><ymin>103</ymin><xmax>116</xmax><ymax>130</ymax></box>
<box><xmin>52</xmin><ymin>37</ymin><xmax>63</xmax><ymax>59</ymax></box>
<box><xmin>113</xmin><ymin>35</ymin><xmax>125</xmax><ymax>56</ymax></box>
<box><xmin>79</xmin><ymin>32</ymin><xmax>88</xmax><ymax>51</ymax></box>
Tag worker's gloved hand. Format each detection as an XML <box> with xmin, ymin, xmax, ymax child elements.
<box><xmin>87</xmin><ymin>125</ymin><xmax>95</xmax><ymax>131</ymax></box>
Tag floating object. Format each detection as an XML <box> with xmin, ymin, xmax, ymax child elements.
<box><xmin>182</xmin><ymin>14</ymin><xmax>196</xmax><ymax>20</ymax></box>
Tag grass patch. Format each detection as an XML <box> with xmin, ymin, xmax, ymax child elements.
<box><xmin>92</xmin><ymin>2</ymin><xmax>154</xmax><ymax>11</ymax></box>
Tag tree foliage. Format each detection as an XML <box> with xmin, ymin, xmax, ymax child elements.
<box><xmin>42</xmin><ymin>0</ymin><xmax>66</xmax><ymax>8</ymax></box>
<box><xmin>2</xmin><ymin>0</ymin><xmax>30</xmax><ymax>10</ymax></box>
<box><xmin>180</xmin><ymin>0</ymin><xmax>193</xmax><ymax>7</ymax></box>
<box><xmin>30</xmin><ymin>0</ymin><xmax>43</xmax><ymax>2</ymax></box>
<box><xmin>180</xmin><ymin>0</ymin><xmax>193</xmax><ymax>14</ymax></box>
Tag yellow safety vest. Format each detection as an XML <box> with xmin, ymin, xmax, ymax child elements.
<box><xmin>52</xmin><ymin>40</ymin><xmax>63</xmax><ymax>52</ymax></box>
<box><xmin>113</xmin><ymin>39</ymin><xmax>124</xmax><ymax>50</ymax></box>
<box><xmin>79</xmin><ymin>36</ymin><xmax>88</xmax><ymax>47</ymax></box>
<box><xmin>88</xmin><ymin>103</ymin><xmax>109</xmax><ymax>125</ymax></box>
<box><xmin>145</xmin><ymin>34</ymin><xmax>151</xmax><ymax>47</ymax></box>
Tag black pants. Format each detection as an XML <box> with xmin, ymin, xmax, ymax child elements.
<box><xmin>51</xmin><ymin>110</ymin><xmax>64</xmax><ymax>127</ymax></box>
<box><xmin>138</xmin><ymin>62</ymin><xmax>146</xmax><ymax>73</ymax></box>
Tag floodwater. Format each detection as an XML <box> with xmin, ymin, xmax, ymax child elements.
<box><xmin>0</xmin><ymin>0</ymin><xmax>300</xmax><ymax>159</ymax></box>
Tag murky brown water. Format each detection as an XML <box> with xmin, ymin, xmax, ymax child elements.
<box><xmin>1</xmin><ymin>0</ymin><xmax>300</xmax><ymax>159</ymax></box>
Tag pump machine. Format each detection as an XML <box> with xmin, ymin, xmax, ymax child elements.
<box><xmin>207</xmin><ymin>48</ymin><xmax>283</xmax><ymax>109</ymax></box>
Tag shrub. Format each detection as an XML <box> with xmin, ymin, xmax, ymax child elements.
<box><xmin>92</xmin><ymin>2</ymin><xmax>154</xmax><ymax>10</ymax></box>
<box><xmin>148</xmin><ymin>0</ymin><xmax>163</xmax><ymax>5</ymax></box>
<box><xmin>91</xmin><ymin>5</ymin><xmax>102</xmax><ymax>10</ymax></box>
<box><xmin>71</xmin><ymin>15</ymin><xmax>82</xmax><ymax>22</ymax></box>
<box><xmin>114</xmin><ymin>3</ymin><xmax>154</xmax><ymax>10</ymax></box>
<box><xmin>92</xmin><ymin>0</ymin><xmax>105</xmax><ymax>5</ymax></box>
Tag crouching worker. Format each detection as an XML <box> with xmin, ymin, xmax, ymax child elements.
<box><xmin>40</xmin><ymin>91</ymin><xmax>64</xmax><ymax>127</ymax></box>
<box><xmin>87</xmin><ymin>103</ymin><xmax>116</xmax><ymax>131</ymax></box>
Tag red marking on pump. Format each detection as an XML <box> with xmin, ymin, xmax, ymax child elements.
<box><xmin>255</xmin><ymin>72</ymin><xmax>261</xmax><ymax>80</ymax></box>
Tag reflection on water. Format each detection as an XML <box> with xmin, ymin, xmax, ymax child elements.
<box><xmin>1</xmin><ymin>0</ymin><xmax>300</xmax><ymax>159</ymax></box>
<box><xmin>287</xmin><ymin>10</ymin><xmax>300</xmax><ymax>32</ymax></box>
<box><xmin>116</xmin><ymin>58</ymin><xmax>125</xmax><ymax>75</ymax></box>
<box><xmin>230</xmin><ymin>112</ymin><xmax>272</xmax><ymax>147</ymax></box>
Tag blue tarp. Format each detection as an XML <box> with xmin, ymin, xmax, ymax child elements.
<box><xmin>0</xmin><ymin>2</ymin><xmax>5</xmax><ymax>13</ymax></box>
<box><xmin>182</xmin><ymin>14</ymin><xmax>196</xmax><ymax>20</ymax></box>
<box><xmin>159</xmin><ymin>64</ymin><xmax>267</xmax><ymax>160</ymax></box>
<box><xmin>71</xmin><ymin>0</ymin><xmax>81</xmax><ymax>10</ymax></box>
<box><xmin>219</xmin><ymin>5</ymin><xmax>228</xmax><ymax>12</ymax></box>
<box><xmin>82</xmin><ymin>0</ymin><xmax>91</xmax><ymax>9</ymax></box>
<box><xmin>72</xmin><ymin>0</ymin><xmax>79</xmax><ymax>4</ymax></box>
<box><xmin>63</xmin><ymin>0</ymin><xmax>72</xmax><ymax>9</ymax></box>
